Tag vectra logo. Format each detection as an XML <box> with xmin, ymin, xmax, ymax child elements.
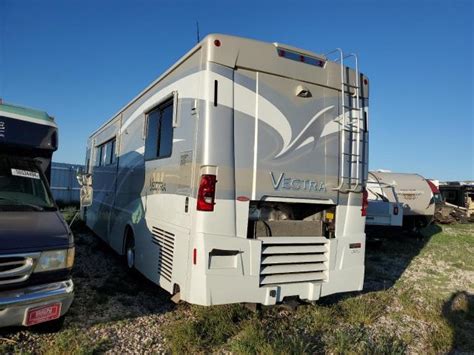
<box><xmin>270</xmin><ymin>172</ymin><xmax>326</xmax><ymax>192</ymax></box>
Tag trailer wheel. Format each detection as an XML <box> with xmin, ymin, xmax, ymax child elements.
<box><xmin>125</xmin><ymin>229</ymin><xmax>135</xmax><ymax>269</ymax></box>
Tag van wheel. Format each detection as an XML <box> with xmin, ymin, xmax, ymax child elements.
<box><xmin>125</xmin><ymin>233</ymin><xmax>135</xmax><ymax>269</ymax></box>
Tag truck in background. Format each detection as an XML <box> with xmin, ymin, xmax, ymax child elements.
<box><xmin>0</xmin><ymin>101</ymin><xmax>74</xmax><ymax>329</ymax></box>
<box><xmin>366</xmin><ymin>171</ymin><xmax>437</xmax><ymax>232</ymax></box>
<box><xmin>365</xmin><ymin>171</ymin><xmax>403</xmax><ymax>228</ymax></box>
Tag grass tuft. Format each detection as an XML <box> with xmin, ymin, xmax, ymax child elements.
<box><xmin>42</xmin><ymin>328</ymin><xmax>110</xmax><ymax>355</ymax></box>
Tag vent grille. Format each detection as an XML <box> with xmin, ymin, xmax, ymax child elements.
<box><xmin>258</xmin><ymin>237</ymin><xmax>328</xmax><ymax>286</ymax></box>
<box><xmin>151</xmin><ymin>227</ymin><xmax>175</xmax><ymax>282</ymax></box>
<box><xmin>0</xmin><ymin>254</ymin><xmax>37</xmax><ymax>285</ymax></box>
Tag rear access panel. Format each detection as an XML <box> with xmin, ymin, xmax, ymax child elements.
<box><xmin>233</xmin><ymin>69</ymin><xmax>340</xmax><ymax>202</ymax></box>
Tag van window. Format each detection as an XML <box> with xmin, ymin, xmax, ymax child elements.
<box><xmin>96</xmin><ymin>138</ymin><xmax>116</xmax><ymax>166</ymax></box>
<box><xmin>145</xmin><ymin>98</ymin><xmax>174</xmax><ymax>160</ymax></box>
<box><xmin>0</xmin><ymin>155</ymin><xmax>55</xmax><ymax>211</ymax></box>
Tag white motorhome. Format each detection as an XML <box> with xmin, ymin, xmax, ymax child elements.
<box><xmin>82</xmin><ymin>34</ymin><xmax>369</xmax><ymax>306</ymax></box>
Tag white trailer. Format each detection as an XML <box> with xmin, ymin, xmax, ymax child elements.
<box><xmin>82</xmin><ymin>34</ymin><xmax>370</xmax><ymax>305</ymax></box>
<box><xmin>367</xmin><ymin>171</ymin><xmax>436</xmax><ymax>231</ymax></box>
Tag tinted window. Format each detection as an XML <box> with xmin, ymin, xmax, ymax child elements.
<box><xmin>145</xmin><ymin>99</ymin><xmax>174</xmax><ymax>160</ymax></box>
<box><xmin>96</xmin><ymin>138</ymin><xmax>116</xmax><ymax>166</ymax></box>
<box><xmin>110</xmin><ymin>140</ymin><xmax>116</xmax><ymax>164</ymax></box>
<box><xmin>145</xmin><ymin>110</ymin><xmax>160</xmax><ymax>160</ymax></box>
<box><xmin>96</xmin><ymin>145</ymin><xmax>103</xmax><ymax>166</ymax></box>
<box><xmin>159</xmin><ymin>104</ymin><xmax>173</xmax><ymax>158</ymax></box>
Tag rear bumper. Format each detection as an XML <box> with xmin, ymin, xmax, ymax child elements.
<box><xmin>184</xmin><ymin>232</ymin><xmax>365</xmax><ymax>306</ymax></box>
<box><xmin>0</xmin><ymin>280</ymin><xmax>74</xmax><ymax>327</ymax></box>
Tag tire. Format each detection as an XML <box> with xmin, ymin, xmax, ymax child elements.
<box><xmin>125</xmin><ymin>232</ymin><xmax>135</xmax><ymax>269</ymax></box>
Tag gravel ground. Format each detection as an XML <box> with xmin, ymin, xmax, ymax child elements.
<box><xmin>1</xmin><ymin>223</ymin><xmax>472</xmax><ymax>353</ymax></box>
<box><xmin>0</xmin><ymin>225</ymin><xmax>176</xmax><ymax>353</ymax></box>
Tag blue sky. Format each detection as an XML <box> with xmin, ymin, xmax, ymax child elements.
<box><xmin>0</xmin><ymin>0</ymin><xmax>472</xmax><ymax>180</ymax></box>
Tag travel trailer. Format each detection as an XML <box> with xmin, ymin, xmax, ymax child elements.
<box><xmin>367</xmin><ymin>171</ymin><xmax>436</xmax><ymax>231</ymax></box>
<box><xmin>82</xmin><ymin>34</ymin><xmax>369</xmax><ymax>306</ymax></box>
<box><xmin>0</xmin><ymin>102</ymin><xmax>74</xmax><ymax>328</ymax></box>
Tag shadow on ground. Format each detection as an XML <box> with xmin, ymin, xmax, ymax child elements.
<box><xmin>363</xmin><ymin>224</ymin><xmax>442</xmax><ymax>292</ymax></box>
<box><xmin>66</xmin><ymin>221</ymin><xmax>175</xmax><ymax>326</ymax></box>
<box><xmin>443</xmin><ymin>291</ymin><xmax>474</xmax><ymax>353</ymax></box>
<box><xmin>0</xmin><ymin>220</ymin><xmax>175</xmax><ymax>339</ymax></box>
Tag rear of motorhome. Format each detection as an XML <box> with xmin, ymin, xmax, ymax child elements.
<box><xmin>82</xmin><ymin>34</ymin><xmax>369</xmax><ymax>305</ymax></box>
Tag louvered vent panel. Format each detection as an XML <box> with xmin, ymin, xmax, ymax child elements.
<box><xmin>151</xmin><ymin>227</ymin><xmax>175</xmax><ymax>282</ymax></box>
<box><xmin>258</xmin><ymin>237</ymin><xmax>328</xmax><ymax>286</ymax></box>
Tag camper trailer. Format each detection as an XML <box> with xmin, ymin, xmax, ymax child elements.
<box><xmin>82</xmin><ymin>34</ymin><xmax>369</xmax><ymax>306</ymax></box>
<box><xmin>0</xmin><ymin>102</ymin><xmax>74</xmax><ymax>328</ymax></box>
<box><xmin>367</xmin><ymin>171</ymin><xmax>437</xmax><ymax>231</ymax></box>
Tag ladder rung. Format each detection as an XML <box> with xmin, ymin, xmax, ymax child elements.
<box><xmin>343</xmin><ymin>83</ymin><xmax>359</xmax><ymax>89</ymax></box>
<box><xmin>341</xmin><ymin>177</ymin><xmax>360</xmax><ymax>180</ymax></box>
<box><xmin>343</xmin><ymin>105</ymin><xmax>361</xmax><ymax>111</ymax></box>
<box><xmin>343</xmin><ymin>153</ymin><xmax>360</xmax><ymax>157</ymax></box>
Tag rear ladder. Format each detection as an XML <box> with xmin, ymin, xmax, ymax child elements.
<box><xmin>325</xmin><ymin>48</ymin><xmax>367</xmax><ymax>192</ymax></box>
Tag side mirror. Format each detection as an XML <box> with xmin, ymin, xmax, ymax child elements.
<box><xmin>76</xmin><ymin>168</ymin><xmax>92</xmax><ymax>187</ymax></box>
<box><xmin>80</xmin><ymin>186</ymin><xmax>93</xmax><ymax>208</ymax></box>
<box><xmin>76</xmin><ymin>168</ymin><xmax>93</xmax><ymax>208</ymax></box>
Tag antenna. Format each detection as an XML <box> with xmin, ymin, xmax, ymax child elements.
<box><xmin>196</xmin><ymin>21</ymin><xmax>200</xmax><ymax>43</ymax></box>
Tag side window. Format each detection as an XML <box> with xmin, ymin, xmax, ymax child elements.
<box><xmin>96</xmin><ymin>145</ymin><xmax>103</xmax><ymax>167</ymax></box>
<box><xmin>110</xmin><ymin>140</ymin><xmax>117</xmax><ymax>164</ymax></box>
<box><xmin>96</xmin><ymin>138</ymin><xmax>116</xmax><ymax>166</ymax></box>
<box><xmin>101</xmin><ymin>143</ymin><xmax>108</xmax><ymax>166</ymax></box>
<box><xmin>145</xmin><ymin>98</ymin><xmax>174</xmax><ymax>160</ymax></box>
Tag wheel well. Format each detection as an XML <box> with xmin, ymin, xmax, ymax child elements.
<box><xmin>123</xmin><ymin>225</ymin><xmax>134</xmax><ymax>254</ymax></box>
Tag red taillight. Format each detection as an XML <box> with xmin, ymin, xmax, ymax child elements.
<box><xmin>193</xmin><ymin>248</ymin><xmax>197</xmax><ymax>265</ymax></box>
<box><xmin>427</xmin><ymin>179</ymin><xmax>439</xmax><ymax>195</ymax></box>
<box><xmin>197</xmin><ymin>174</ymin><xmax>217</xmax><ymax>211</ymax></box>
<box><xmin>361</xmin><ymin>188</ymin><xmax>369</xmax><ymax>217</ymax></box>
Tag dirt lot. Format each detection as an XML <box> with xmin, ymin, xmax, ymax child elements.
<box><xmin>1</xmin><ymin>219</ymin><xmax>473</xmax><ymax>354</ymax></box>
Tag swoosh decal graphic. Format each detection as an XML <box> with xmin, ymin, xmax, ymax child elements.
<box><xmin>274</xmin><ymin>105</ymin><xmax>335</xmax><ymax>158</ymax></box>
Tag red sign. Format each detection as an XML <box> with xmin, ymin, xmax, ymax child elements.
<box><xmin>25</xmin><ymin>303</ymin><xmax>62</xmax><ymax>326</ymax></box>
